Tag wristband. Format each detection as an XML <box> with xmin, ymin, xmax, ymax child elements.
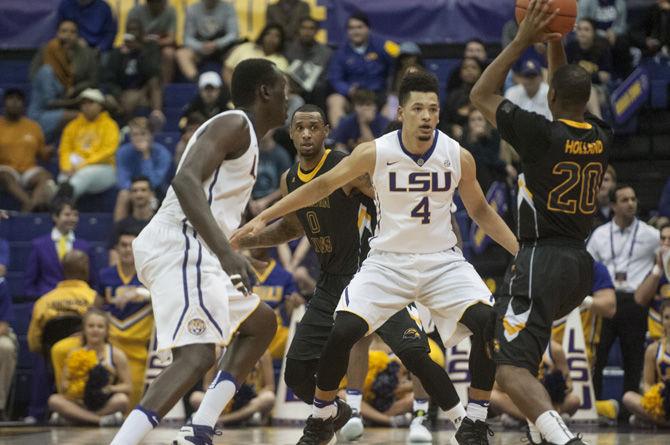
<box><xmin>652</xmin><ymin>264</ymin><xmax>662</xmax><ymax>277</ymax></box>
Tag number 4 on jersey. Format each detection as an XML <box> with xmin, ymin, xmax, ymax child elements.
<box><xmin>411</xmin><ymin>197</ymin><xmax>431</xmax><ymax>224</ymax></box>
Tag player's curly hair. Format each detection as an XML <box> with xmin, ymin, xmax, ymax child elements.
<box><xmin>398</xmin><ymin>69</ymin><xmax>439</xmax><ymax>106</ymax></box>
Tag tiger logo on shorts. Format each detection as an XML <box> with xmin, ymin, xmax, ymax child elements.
<box><xmin>187</xmin><ymin>318</ymin><xmax>207</xmax><ymax>336</ymax></box>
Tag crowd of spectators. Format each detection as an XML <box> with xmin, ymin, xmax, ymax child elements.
<box><xmin>1</xmin><ymin>0</ymin><xmax>670</xmax><ymax>430</ymax></box>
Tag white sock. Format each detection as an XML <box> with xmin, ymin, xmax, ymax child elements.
<box><xmin>413</xmin><ymin>398</ymin><xmax>429</xmax><ymax>416</ymax></box>
<box><xmin>191</xmin><ymin>371</ymin><xmax>238</xmax><ymax>428</ymax></box>
<box><xmin>443</xmin><ymin>402</ymin><xmax>466</xmax><ymax>429</ymax></box>
<box><xmin>346</xmin><ymin>389</ymin><xmax>362</xmax><ymax>413</ymax></box>
<box><xmin>527</xmin><ymin>419</ymin><xmax>543</xmax><ymax>444</ymax></box>
<box><xmin>535</xmin><ymin>410</ymin><xmax>575</xmax><ymax>445</ymax></box>
<box><xmin>313</xmin><ymin>397</ymin><xmax>337</xmax><ymax>419</ymax></box>
<box><xmin>466</xmin><ymin>398</ymin><xmax>489</xmax><ymax>423</ymax></box>
<box><xmin>109</xmin><ymin>406</ymin><xmax>159</xmax><ymax>445</ymax></box>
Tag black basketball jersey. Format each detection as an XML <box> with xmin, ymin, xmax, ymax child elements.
<box><xmin>496</xmin><ymin>99</ymin><xmax>612</xmax><ymax>242</ymax></box>
<box><xmin>286</xmin><ymin>149</ymin><xmax>375</xmax><ymax>275</ymax></box>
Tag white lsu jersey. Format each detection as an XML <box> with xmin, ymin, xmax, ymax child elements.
<box><xmin>370</xmin><ymin>129</ymin><xmax>461</xmax><ymax>254</ymax></box>
<box><xmin>156</xmin><ymin>110</ymin><xmax>259</xmax><ymax>238</ymax></box>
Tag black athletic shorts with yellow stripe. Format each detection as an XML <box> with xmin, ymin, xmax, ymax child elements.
<box><xmin>287</xmin><ymin>272</ymin><xmax>429</xmax><ymax>361</ymax></box>
<box><xmin>493</xmin><ymin>238</ymin><xmax>593</xmax><ymax>374</ymax></box>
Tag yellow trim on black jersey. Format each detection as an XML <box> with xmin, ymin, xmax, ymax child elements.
<box><xmin>297</xmin><ymin>149</ymin><xmax>331</xmax><ymax>183</ymax></box>
<box><xmin>559</xmin><ymin>119</ymin><xmax>593</xmax><ymax>130</ymax></box>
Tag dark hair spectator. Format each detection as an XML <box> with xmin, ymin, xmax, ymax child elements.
<box><xmin>223</xmin><ymin>23</ymin><xmax>289</xmax><ymax>90</ymax></box>
<box><xmin>587</xmin><ymin>185</ymin><xmax>661</xmax><ymax>406</ymax></box>
<box><xmin>108</xmin><ymin>176</ymin><xmax>155</xmax><ymax>265</ymax></box>
<box><xmin>102</xmin><ymin>18</ymin><xmax>165</xmax><ymax>128</ymax></box>
<box><xmin>265</xmin><ymin>0</ymin><xmax>311</xmax><ymax>43</ymax></box>
<box><xmin>28</xmin><ymin>19</ymin><xmax>95</xmax><ymax>142</ymax></box>
<box><xmin>285</xmin><ymin>17</ymin><xmax>333</xmax><ymax>112</ymax></box>
<box><xmin>24</xmin><ymin>200</ymin><xmax>97</xmax><ymax>299</ymax></box>
<box><xmin>577</xmin><ymin>0</ymin><xmax>631</xmax><ymax>78</ymax></box>
<box><xmin>113</xmin><ymin>117</ymin><xmax>171</xmax><ymax>221</ymax></box>
<box><xmin>566</xmin><ymin>18</ymin><xmax>614</xmax><ymax>86</ymax></box>
<box><xmin>332</xmin><ymin>89</ymin><xmax>390</xmax><ymax>153</ymax></box>
<box><xmin>0</xmin><ymin>89</ymin><xmax>57</xmax><ymax>212</ymax></box>
<box><xmin>326</xmin><ymin>11</ymin><xmax>398</xmax><ymax>127</ymax></box>
<box><xmin>440</xmin><ymin>57</ymin><xmax>483</xmax><ymax>140</ymax></box>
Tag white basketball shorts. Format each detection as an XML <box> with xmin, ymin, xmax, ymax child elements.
<box><xmin>336</xmin><ymin>247</ymin><xmax>492</xmax><ymax>347</ymax></box>
<box><xmin>133</xmin><ymin>216</ymin><xmax>260</xmax><ymax>352</ymax></box>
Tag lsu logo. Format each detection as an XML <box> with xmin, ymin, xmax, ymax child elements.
<box><xmin>403</xmin><ymin>328</ymin><xmax>421</xmax><ymax>339</ymax></box>
<box><xmin>389</xmin><ymin>172</ymin><xmax>451</xmax><ymax>192</ymax></box>
<box><xmin>187</xmin><ymin>318</ymin><xmax>206</xmax><ymax>336</ymax></box>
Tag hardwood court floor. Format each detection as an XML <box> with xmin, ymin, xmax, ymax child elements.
<box><xmin>0</xmin><ymin>426</ymin><xmax>669</xmax><ymax>445</ymax></box>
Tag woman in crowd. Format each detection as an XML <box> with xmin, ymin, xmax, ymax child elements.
<box><xmin>623</xmin><ymin>300</ymin><xmax>670</xmax><ymax>427</ymax></box>
<box><xmin>47</xmin><ymin>308</ymin><xmax>131</xmax><ymax>426</ymax></box>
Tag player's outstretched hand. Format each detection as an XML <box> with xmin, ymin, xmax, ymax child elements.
<box><xmin>515</xmin><ymin>0</ymin><xmax>563</xmax><ymax>46</ymax></box>
<box><xmin>234</xmin><ymin>217</ymin><xmax>268</xmax><ymax>244</ymax></box>
<box><xmin>218</xmin><ymin>250</ymin><xmax>256</xmax><ymax>295</ymax></box>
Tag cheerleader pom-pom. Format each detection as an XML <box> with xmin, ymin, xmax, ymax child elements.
<box><xmin>641</xmin><ymin>383</ymin><xmax>666</xmax><ymax>420</ymax></box>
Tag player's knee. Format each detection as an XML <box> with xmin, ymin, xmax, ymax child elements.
<box><xmin>328</xmin><ymin>312</ymin><xmax>367</xmax><ymax>350</ymax></box>
<box><xmin>175</xmin><ymin>343</ymin><xmax>216</xmax><ymax>374</ymax></box>
<box><xmin>255</xmin><ymin>303</ymin><xmax>278</xmax><ymax>340</ymax></box>
<box><xmin>461</xmin><ymin>302</ymin><xmax>495</xmax><ymax>339</ymax></box>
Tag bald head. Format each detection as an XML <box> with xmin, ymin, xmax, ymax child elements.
<box><xmin>62</xmin><ymin>249</ymin><xmax>89</xmax><ymax>281</ymax></box>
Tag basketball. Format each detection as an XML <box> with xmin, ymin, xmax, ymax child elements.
<box><xmin>515</xmin><ymin>0</ymin><xmax>577</xmax><ymax>36</ymax></box>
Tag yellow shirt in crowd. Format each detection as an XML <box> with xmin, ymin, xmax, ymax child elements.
<box><xmin>58</xmin><ymin>111</ymin><xmax>119</xmax><ymax>172</ymax></box>
<box><xmin>0</xmin><ymin>116</ymin><xmax>46</xmax><ymax>172</ymax></box>
<box><xmin>27</xmin><ymin>279</ymin><xmax>97</xmax><ymax>353</ymax></box>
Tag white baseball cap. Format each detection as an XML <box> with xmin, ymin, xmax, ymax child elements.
<box><xmin>199</xmin><ymin>71</ymin><xmax>222</xmax><ymax>89</ymax></box>
<box><xmin>78</xmin><ymin>88</ymin><xmax>105</xmax><ymax>105</ymax></box>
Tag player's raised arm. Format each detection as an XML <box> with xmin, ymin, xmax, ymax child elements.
<box><xmin>172</xmin><ymin>114</ymin><xmax>254</xmax><ymax>282</ymax></box>
<box><xmin>546</xmin><ymin>39</ymin><xmax>568</xmax><ymax>85</ymax></box>
<box><xmin>471</xmin><ymin>0</ymin><xmax>561</xmax><ymax>126</ymax></box>
<box><xmin>239</xmin><ymin>142</ymin><xmax>376</xmax><ymax>237</ymax></box>
<box><xmin>458</xmin><ymin>148</ymin><xmax>519</xmax><ymax>255</ymax></box>
<box><xmin>231</xmin><ymin>170</ymin><xmax>305</xmax><ymax>249</ymax></box>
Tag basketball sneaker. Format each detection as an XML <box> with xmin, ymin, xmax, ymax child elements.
<box><xmin>407</xmin><ymin>412</ymin><xmax>432</xmax><ymax>443</ymax></box>
<box><xmin>451</xmin><ymin>417</ymin><xmax>494</xmax><ymax>445</ymax></box>
<box><xmin>339</xmin><ymin>410</ymin><xmax>364</xmax><ymax>441</ymax></box>
<box><xmin>173</xmin><ymin>425</ymin><xmax>220</xmax><ymax>445</ymax></box>
<box><xmin>296</xmin><ymin>416</ymin><xmax>336</xmax><ymax>445</ymax></box>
